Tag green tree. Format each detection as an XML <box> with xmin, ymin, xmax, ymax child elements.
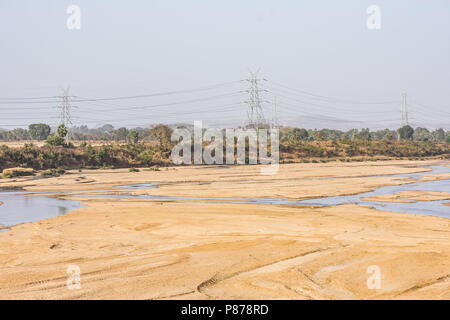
<box><xmin>127</xmin><ymin>130</ymin><xmax>139</xmax><ymax>144</ymax></box>
<box><xmin>114</xmin><ymin>127</ymin><xmax>129</xmax><ymax>141</ymax></box>
<box><xmin>358</xmin><ymin>128</ymin><xmax>371</xmax><ymax>141</ymax></box>
<box><xmin>413</xmin><ymin>127</ymin><xmax>432</xmax><ymax>141</ymax></box>
<box><xmin>149</xmin><ymin>124</ymin><xmax>173</xmax><ymax>150</ymax></box>
<box><xmin>290</xmin><ymin>128</ymin><xmax>308</xmax><ymax>143</ymax></box>
<box><xmin>398</xmin><ymin>125</ymin><xmax>414</xmax><ymax>140</ymax></box>
<box><xmin>45</xmin><ymin>134</ymin><xmax>65</xmax><ymax>146</ymax></box>
<box><xmin>98</xmin><ymin>124</ymin><xmax>114</xmax><ymax>133</ymax></box>
<box><xmin>45</xmin><ymin>124</ymin><xmax>68</xmax><ymax>146</ymax></box>
<box><xmin>57</xmin><ymin>124</ymin><xmax>68</xmax><ymax>139</ymax></box>
<box><xmin>382</xmin><ymin>130</ymin><xmax>396</xmax><ymax>141</ymax></box>
<box><xmin>432</xmin><ymin>128</ymin><xmax>445</xmax><ymax>141</ymax></box>
<box><xmin>29</xmin><ymin>123</ymin><xmax>51</xmax><ymax>140</ymax></box>
<box><xmin>314</xmin><ymin>130</ymin><xmax>324</xmax><ymax>141</ymax></box>
<box><xmin>7</xmin><ymin>128</ymin><xmax>30</xmax><ymax>140</ymax></box>
<box><xmin>344</xmin><ymin>129</ymin><xmax>358</xmax><ymax>140</ymax></box>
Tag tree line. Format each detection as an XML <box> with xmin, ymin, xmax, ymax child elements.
<box><xmin>280</xmin><ymin>125</ymin><xmax>449</xmax><ymax>143</ymax></box>
<box><xmin>1</xmin><ymin>123</ymin><xmax>449</xmax><ymax>144</ymax></box>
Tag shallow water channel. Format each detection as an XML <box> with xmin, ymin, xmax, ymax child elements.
<box><xmin>0</xmin><ymin>165</ymin><xmax>449</xmax><ymax>231</ymax></box>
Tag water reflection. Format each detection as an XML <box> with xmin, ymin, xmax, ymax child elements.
<box><xmin>1</xmin><ymin>165</ymin><xmax>449</xmax><ymax>230</ymax></box>
<box><xmin>0</xmin><ymin>191</ymin><xmax>83</xmax><ymax>228</ymax></box>
<box><xmin>76</xmin><ymin>166</ymin><xmax>450</xmax><ymax>218</ymax></box>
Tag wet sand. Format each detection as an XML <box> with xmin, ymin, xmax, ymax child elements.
<box><xmin>0</xmin><ymin>160</ymin><xmax>449</xmax><ymax>299</ymax></box>
<box><xmin>363</xmin><ymin>191</ymin><xmax>450</xmax><ymax>203</ymax></box>
<box><xmin>420</xmin><ymin>173</ymin><xmax>450</xmax><ymax>182</ymax></box>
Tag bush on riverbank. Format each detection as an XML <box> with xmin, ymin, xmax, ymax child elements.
<box><xmin>40</xmin><ymin>169</ymin><xmax>66</xmax><ymax>177</ymax></box>
<box><xmin>0</xmin><ymin>140</ymin><xmax>448</xmax><ymax>172</ymax></box>
<box><xmin>0</xmin><ymin>143</ymin><xmax>172</xmax><ymax>172</ymax></box>
<box><xmin>280</xmin><ymin>140</ymin><xmax>450</xmax><ymax>159</ymax></box>
<box><xmin>2</xmin><ymin>167</ymin><xmax>35</xmax><ymax>178</ymax></box>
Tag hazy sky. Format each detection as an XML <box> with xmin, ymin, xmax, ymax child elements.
<box><xmin>1</xmin><ymin>0</ymin><xmax>449</xmax><ymax>129</ymax></box>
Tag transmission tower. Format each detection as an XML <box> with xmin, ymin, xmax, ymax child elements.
<box><xmin>58</xmin><ymin>88</ymin><xmax>73</xmax><ymax>144</ymax></box>
<box><xmin>245</xmin><ymin>70</ymin><xmax>266</xmax><ymax>129</ymax></box>
<box><xmin>401</xmin><ymin>92</ymin><xmax>409</xmax><ymax>127</ymax></box>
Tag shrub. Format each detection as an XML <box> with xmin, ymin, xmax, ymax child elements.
<box><xmin>40</xmin><ymin>168</ymin><xmax>66</xmax><ymax>177</ymax></box>
<box><xmin>45</xmin><ymin>134</ymin><xmax>65</xmax><ymax>146</ymax></box>
<box><xmin>145</xmin><ymin>166</ymin><xmax>161</xmax><ymax>171</ymax></box>
<box><xmin>2</xmin><ymin>167</ymin><xmax>34</xmax><ymax>178</ymax></box>
<box><xmin>40</xmin><ymin>170</ymin><xmax>55</xmax><ymax>177</ymax></box>
<box><xmin>129</xmin><ymin>168</ymin><xmax>140</xmax><ymax>172</ymax></box>
<box><xmin>137</xmin><ymin>150</ymin><xmax>154</xmax><ymax>166</ymax></box>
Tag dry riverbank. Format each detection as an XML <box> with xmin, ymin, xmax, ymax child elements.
<box><xmin>0</xmin><ymin>160</ymin><xmax>449</xmax><ymax>299</ymax></box>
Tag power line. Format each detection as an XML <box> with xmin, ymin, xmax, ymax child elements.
<box><xmin>0</xmin><ymin>92</ymin><xmax>245</xmax><ymax>113</ymax></box>
<box><xmin>0</xmin><ymin>96</ymin><xmax>58</xmax><ymax>101</ymax></box>
<box><xmin>277</xmin><ymin>101</ymin><xmax>365</xmax><ymax>123</ymax></box>
<box><xmin>74</xmin><ymin>92</ymin><xmax>244</xmax><ymax>112</ymax></box>
<box><xmin>0</xmin><ymin>76</ymin><xmax>448</xmax><ymax>130</ymax></box>
<box><xmin>268</xmin><ymin>81</ymin><xmax>399</xmax><ymax>105</ymax></box>
<box><xmin>0</xmin><ymin>80</ymin><xmax>243</xmax><ymax>103</ymax></box>
<box><xmin>71</xmin><ymin>81</ymin><xmax>243</xmax><ymax>102</ymax></box>
<box><xmin>270</xmin><ymin>92</ymin><xmax>398</xmax><ymax>116</ymax></box>
<box><xmin>264</xmin><ymin>84</ymin><xmax>399</xmax><ymax>111</ymax></box>
<box><xmin>72</xmin><ymin>102</ymin><xmax>246</xmax><ymax>124</ymax></box>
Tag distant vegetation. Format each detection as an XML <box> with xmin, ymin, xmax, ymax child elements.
<box><xmin>1</xmin><ymin>123</ymin><xmax>448</xmax><ymax>144</ymax></box>
<box><xmin>0</xmin><ymin>124</ymin><xmax>449</xmax><ymax>173</ymax></box>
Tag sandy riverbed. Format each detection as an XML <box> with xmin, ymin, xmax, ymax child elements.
<box><xmin>363</xmin><ymin>191</ymin><xmax>450</xmax><ymax>203</ymax></box>
<box><xmin>0</xmin><ymin>160</ymin><xmax>449</xmax><ymax>299</ymax></box>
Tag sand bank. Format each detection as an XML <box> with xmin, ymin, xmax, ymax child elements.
<box><xmin>0</xmin><ymin>160</ymin><xmax>449</xmax><ymax>299</ymax></box>
<box><xmin>363</xmin><ymin>191</ymin><xmax>450</xmax><ymax>203</ymax></box>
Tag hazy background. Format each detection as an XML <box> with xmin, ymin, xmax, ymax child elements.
<box><xmin>0</xmin><ymin>0</ymin><xmax>449</xmax><ymax>129</ymax></box>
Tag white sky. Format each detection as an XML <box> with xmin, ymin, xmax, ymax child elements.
<box><xmin>0</xmin><ymin>0</ymin><xmax>449</xmax><ymax>130</ymax></box>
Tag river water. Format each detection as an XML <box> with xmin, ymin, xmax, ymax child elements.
<box><xmin>1</xmin><ymin>165</ymin><xmax>449</xmax><ymax>231</ymax></box>
<box><xmin>0</xmin><ymin>191</ymin><xmax>84</xmax><ymax>231</ymax></box>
